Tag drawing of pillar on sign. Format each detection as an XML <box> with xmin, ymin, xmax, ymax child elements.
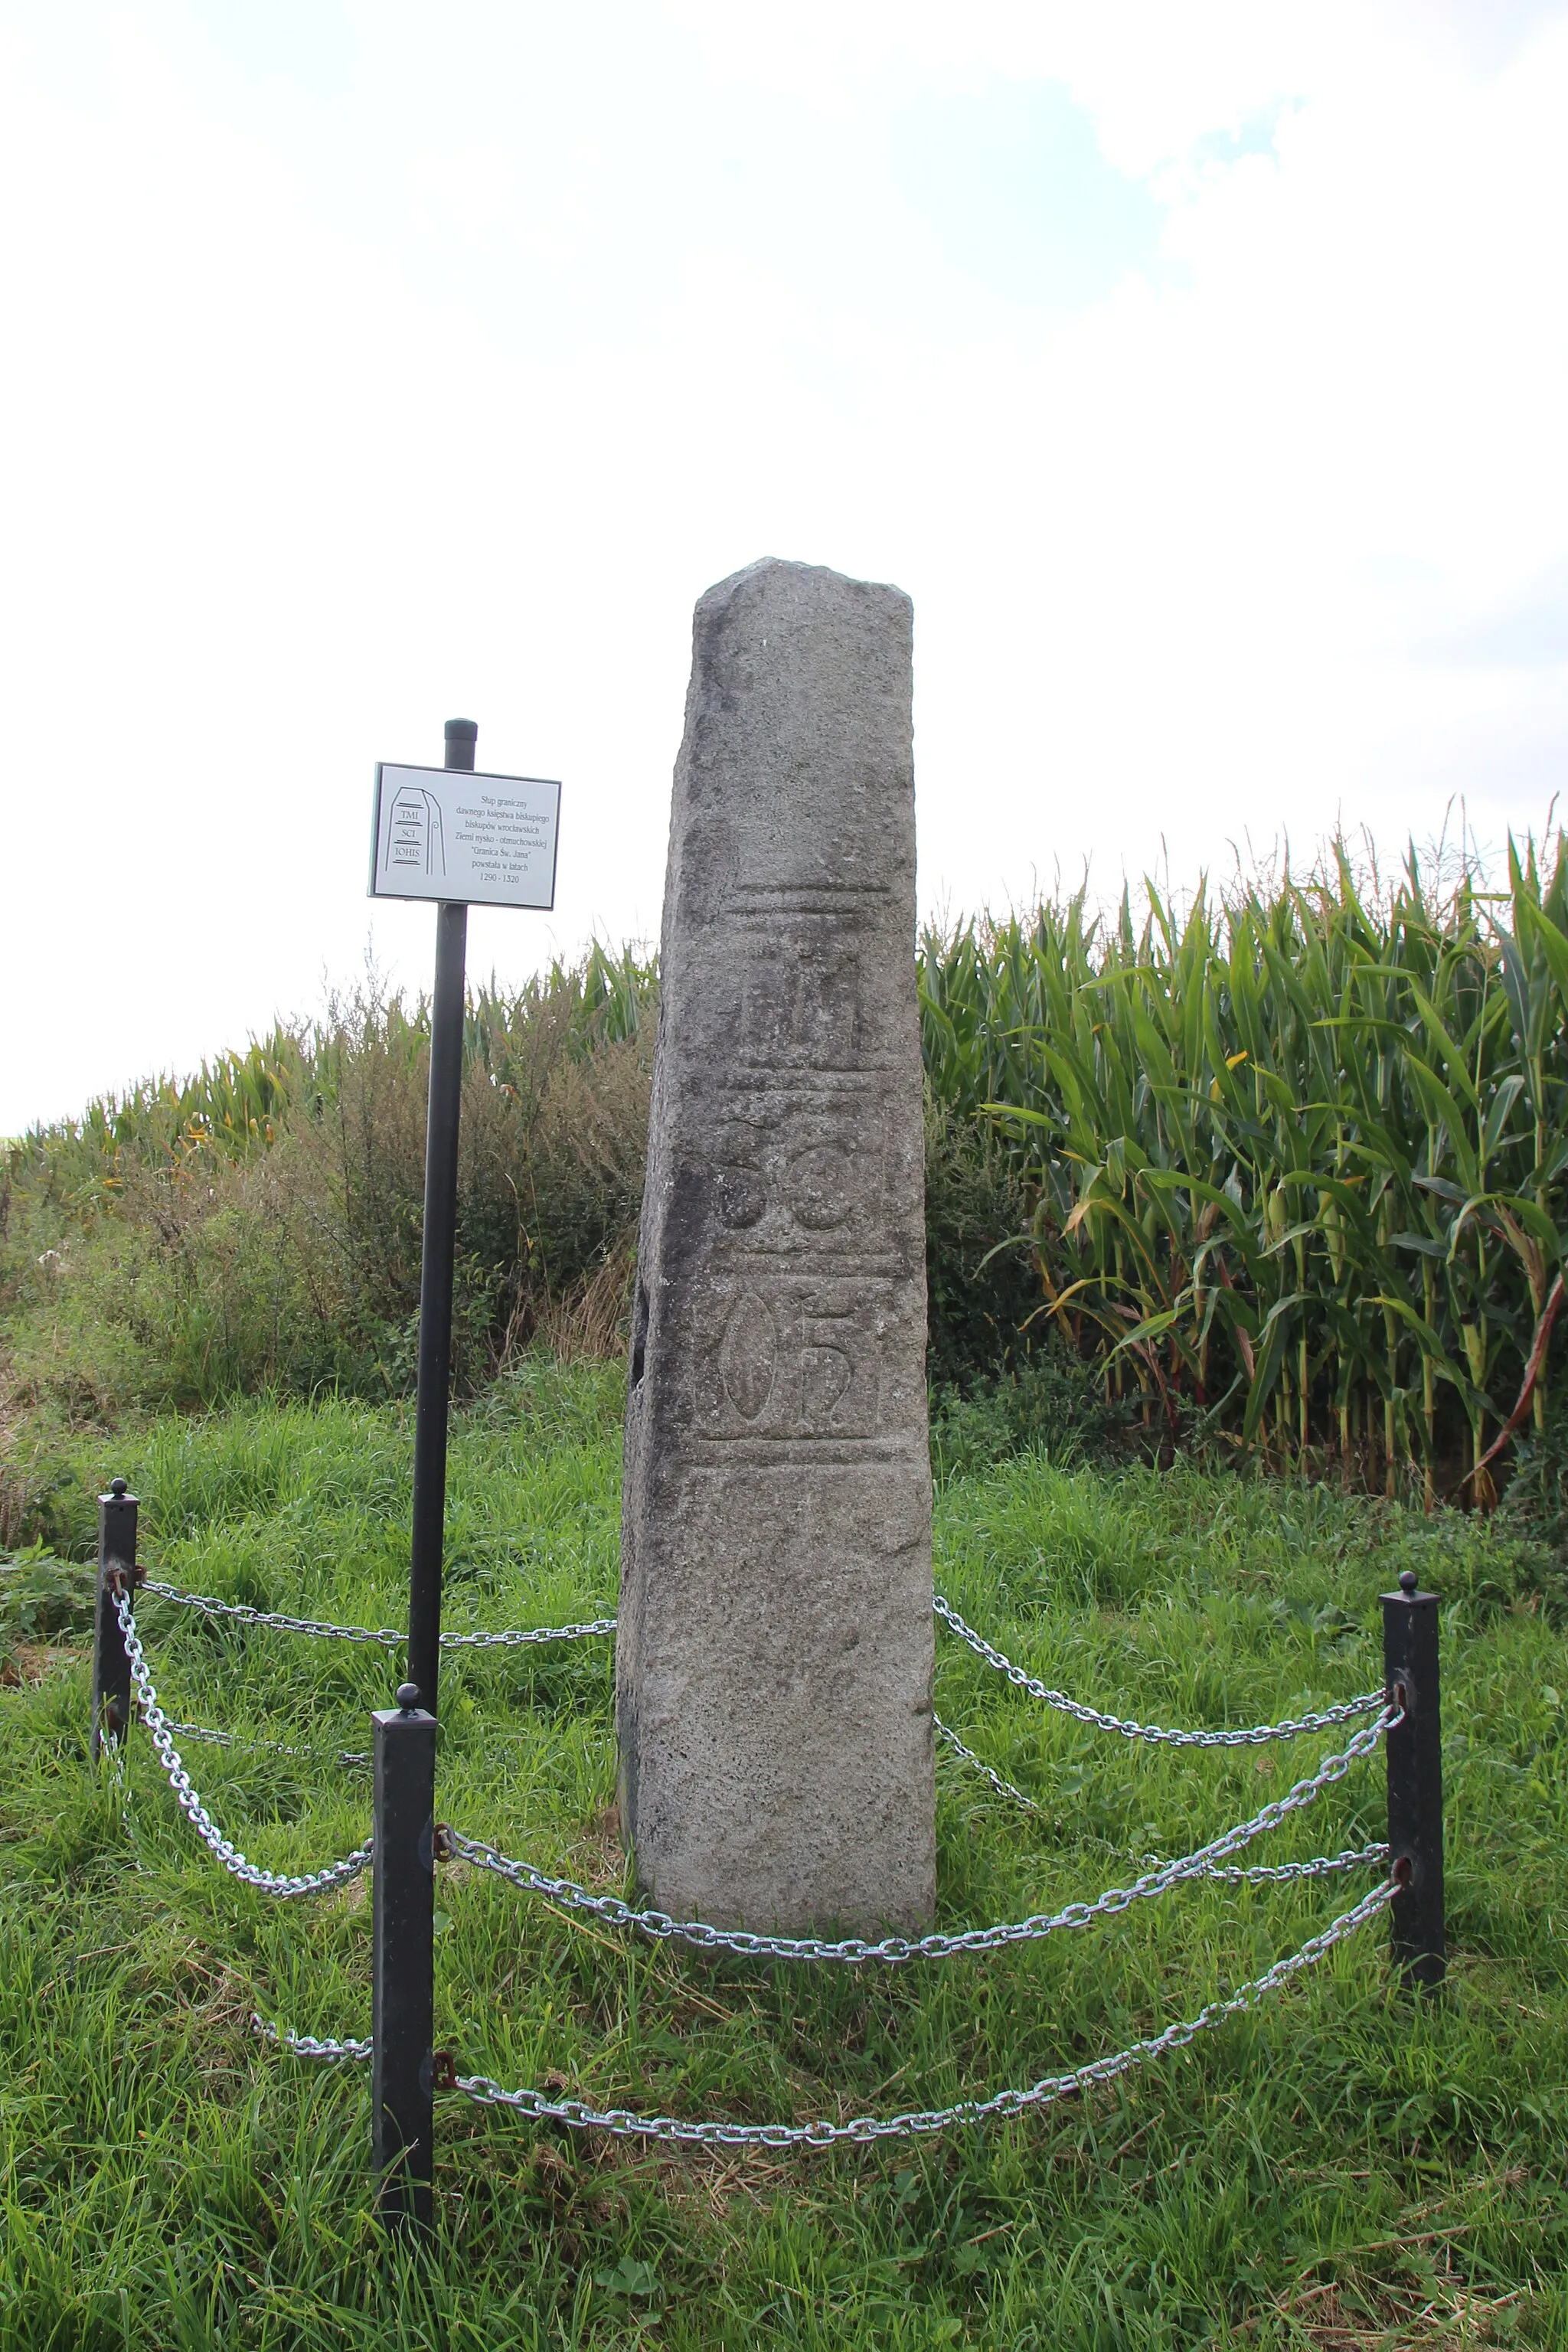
<box><xmin>387</xmin><ymin>786</ymin><xmax>446</xmax><ymax>880</ymax></box>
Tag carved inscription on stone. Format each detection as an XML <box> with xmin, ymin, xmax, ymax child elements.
<box><xmin>692</xmin><ymin>899</ymin><xmax>898</xmax><ymax>1454</ymax></box>
<box><xmin>698</xmin><ymin>1273</ymin><xmax>888</xmax><ymax>1442</ymax></box>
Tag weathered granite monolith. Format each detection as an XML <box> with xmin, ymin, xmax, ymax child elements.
<box><xmin>617</xmin><ymin>557</ymin><xmax>935</xmax><ymax>1936</ymax></box>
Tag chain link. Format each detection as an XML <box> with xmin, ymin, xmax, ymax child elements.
<box><xmin>437</xmin><ymin>1615</ymin><xmax>619</xmax><ymax>1651</ymax></box>
<box><xmin>454</xmin><ymin>1878</ymin><xmax>1396</xmax><ymax>2143</ymax></box>
<box><xmin>136</xmin><ymin>1579</ymin><xmax>1377</xmax><ymax>1755</ymax></box>
<box><xmin>162</xmin><ymin>1720</ymin><xmax>373</xmax><ymax>1770</ymax></box>
<box><xmin>443</xmin><ymin>1700</ymin><xmax>1397</xmax><ymax>1964</ymax></box>
<box><xmin>935</xmin><ymin>1713</ymin><xmax>1040</xmax><ymax>1809</ymax></box>
<box><xmin>140</xmin><ymin>1579</ymin><xmax>616</xmax><ymax>1653</ymax></box>
<box><xmin>260</xmin><ymin>1880</ymin><xmax>1395</xmax><ymax>2144</ymax></box>
<box><xmin>253</xmin><ymin>2016</ymin><xmax>373</xmax><ymax>2061</ymax></box>
<box><xmin>112</xmin><ymin>1585</ymin><xmax>374</xmax><ymax>1897</ymax></box>
<box><xmin>934</xmin><ymin>1720</ymin><xmax>1390</xmax><ymax>1885</ymax></box>
<box><xmin>1195</xmin><ymin>1844</ymin><xmax>1390</xmax><ymax>1885</ymax></box>
<box><xmin>140</xmin><ymin>1581</ymin><xmax>404</xmax><ymax>1645</ymax></box>
<box><xmin>935</xmin><ymin>1596</ymin><xmax>1387</xmax><ymax>1745</ymax></box>
<box><xmin>935</xmin><ymin>1720</ymin><xmax>1387</xmax><ymax>1888</ymax></box>
<box><xmin>126</xmin><ymin>1547</ymin><xmax>1409</xmax><ymax>2150</ymax></box>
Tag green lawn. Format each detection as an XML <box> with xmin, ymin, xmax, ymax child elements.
<box><xmin>2</xmin><ymin>1361</ymin><xmax>1564</xmax><ymax>2349</ymax></box>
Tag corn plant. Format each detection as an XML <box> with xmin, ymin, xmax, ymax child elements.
<box><xmin>919</xmin><ymin>835</ymin><xmax>1568</xmax><ymax>1501</ymax></box>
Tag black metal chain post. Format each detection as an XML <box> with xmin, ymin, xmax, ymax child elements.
<box><xmin>92</xmin><ymin>1477</ymin><xmax>138</xmax><ymax>1761</ymax></box>
<box><xmin>372</xmin><ymin>1682</ymin><xmax>439</xmax><ymax>2228</ymax></box>
<box><xmin>407</xmin><ymin>718</ymin><xmax>475</xmax><ymax>1720</ymax></box>
<box><xmin>1382</xmin><ymin>1568</ymin><xmax>1445</xmax><ymax>1988</ymax></box>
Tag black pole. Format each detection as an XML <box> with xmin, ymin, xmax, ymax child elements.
<box><xmin>371</xmin><ymin>1681</ymin><xmax>438</xmax><ymax>2228</ymax></box>
<box><xmin>407</xmin><ymin>719</ymin><xmax>475</xmax><ymax>1716</ymax></box>
<box><xmin>92</xmin><ymin>1477</ymin><xmax>138</xmax><ymax>1762</ymax></box>
<box><xmin>1382</xmin><ymin>1567</ymin><xmax>1445</xmax><ymax>1988</ymax></box>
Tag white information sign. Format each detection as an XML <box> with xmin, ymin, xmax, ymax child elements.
<box><xmin>369</xmin><ymin>763</ymin><xmax>562</xmax><ymax>910</ymax></box>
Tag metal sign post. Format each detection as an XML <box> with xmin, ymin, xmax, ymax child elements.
<box><xmin>366</xmin><ymin>720</ymin><xmax>562</xmax><ymax>2225</ymax></box>
<box><xmin>368</xmin><ymin>722</ymin><xmax>563</xmax><ymax>1710</ymax></box>
<box><xmin>407</xmin><ymin>718</ymin><xmax>475</xmax><ymax>1715</ymax></box>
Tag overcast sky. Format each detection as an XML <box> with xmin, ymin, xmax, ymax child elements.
<box><xmin>3</xmin><ymin>0</ymin><xmax>1566</xmax><ymax>1135</ymax></box>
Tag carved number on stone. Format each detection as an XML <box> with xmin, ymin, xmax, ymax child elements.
<box><xmin>802</xmin><ymin>1343</ymin><xmax>853</xmax><ymax>1425</ymax></box>
<box><xmin>720</xmin><ymin>1294</ymin><xmax>778</xmax><ymax>1420</ymax></box>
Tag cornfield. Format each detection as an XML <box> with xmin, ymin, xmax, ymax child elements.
<box><xmin>920</xmin><ymin>837</ymin><xmax>1568</xmax><ymax>1503</ymax></box>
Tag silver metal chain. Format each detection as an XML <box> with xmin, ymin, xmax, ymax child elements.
<box><xmin>260</xmin><ymin>1877</ymin><xmax>1395</xmax><ymax>2145</ymax></box>
<box><xmin>930</xmin><ymin>1712</ymin><xmax>1382</xmax><ymax>1872</ymax></box>
<box><xmin>139</xmin><ymin>1580</ymin><xmax>404</xmax><ymax>1645</ymax></box>
<box><xmin>934</xmin><ymin>1719</ymin><xmax>1390</xmax><ymax>1881</ymax></box>
<box><xmin>112</xmin><ymin>1585</ymin><xmax>374</xmax><ymax>1897</ymax></box>
<box><xmin>253</xmin><ymin>2017</ymin><xmax>373</xmax><ymax>2061</ymax></box>
<box><xmin>437</xmin><ymin>1615</ymin><xmax>619</xmax><ymax>1651</ymax></box>
<box><xmin>120</xmin><ymin>1573</ymin><xmax>1390</xmax><ymax>1932</ymax></box>
<box><xmin>136</xmin><ymin>1580</ymin><xmax>1377</xmax><ymax>1753</ymax></box>
<box><xmin>934</xmin><ymin>1596</ymin><xmax>1387</xmax><ymax>1745</ymax></box>
<box><xmin>443</xmin><ymin>1700</ymin><xmax>1397</xmax><ymax>1964</ymax></box>
<box><xmin>174</xmin><ymin>1698</ymin><xmax>1379</xmax><ymax>1893</ymax></box>
<box><xmin>1194</xmin><ymin>1844</ymin><xmax>1390</xmax><ymax>1885</ymax></box>
<box><xmin>139</xmin><ymin>1578</ymin><xmax>616</xmax><ymax>1652</ymax></box>
<box><xmin>935</xmin><ymin>1713</ymin><xmax>1040</xmax><ymax>1809</ymax></box>
<box><xmin>162</xmin><ymin>1720</ymin><xmax>373</xmax><ymax>1770</ymax></box>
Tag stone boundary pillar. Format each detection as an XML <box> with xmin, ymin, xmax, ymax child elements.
<box><xmin>617</xmin><ymin>557</ymin><xmax>935</xmax><ymax>1936</ymax></box>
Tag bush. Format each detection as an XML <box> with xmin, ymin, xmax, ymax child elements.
<box><xmin>0</xmin><ymin>955</ymin><xmax>655</xmax><ymax>1431</ymax></box>
<box><xmin>923</xmin><ymin>1093</ymin><xmax>1040</xmax><ymax>1390</ymax></box>
<box><xmin>1494</xmin><ymin>1384</ymin><xmax>1568</xmax><ymax>1573</ymax></box>
<box><xmin>0</xmin><ymin>1544</ymin><xmax>96</xmax><ymax>1679</ymax></box>
<box><xmin>929</xmin><ymin>1345</ymin><xmax>1137</xmax><ymax>1485</ymax></box>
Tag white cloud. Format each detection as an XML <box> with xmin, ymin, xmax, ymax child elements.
<box><xmin>2</xmin><ymin>0</ymin><xmax>1566</xmax><ymax>1129</ymax></box>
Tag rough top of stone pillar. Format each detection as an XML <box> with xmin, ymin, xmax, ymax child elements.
<box><xmin>663</xmin><ymin>558</ymin><xmax>915</xmax><ymax>959</ymax></box>
<box><xmin>617</xmin><ymin>554</ymin><xmax>934</xmax><ymax>1939</ymax></box>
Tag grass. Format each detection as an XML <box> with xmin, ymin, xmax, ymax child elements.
<box><xmin>2</xmin><ymin>1359</ymin><xmax>1565</xmax><ymax>2348</ymax></box>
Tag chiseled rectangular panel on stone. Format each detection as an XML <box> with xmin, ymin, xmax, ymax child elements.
<box><xmin>618</xmin><ymin>556</ymin><xmax>935</xmax><ymax>1936</ymax></box>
